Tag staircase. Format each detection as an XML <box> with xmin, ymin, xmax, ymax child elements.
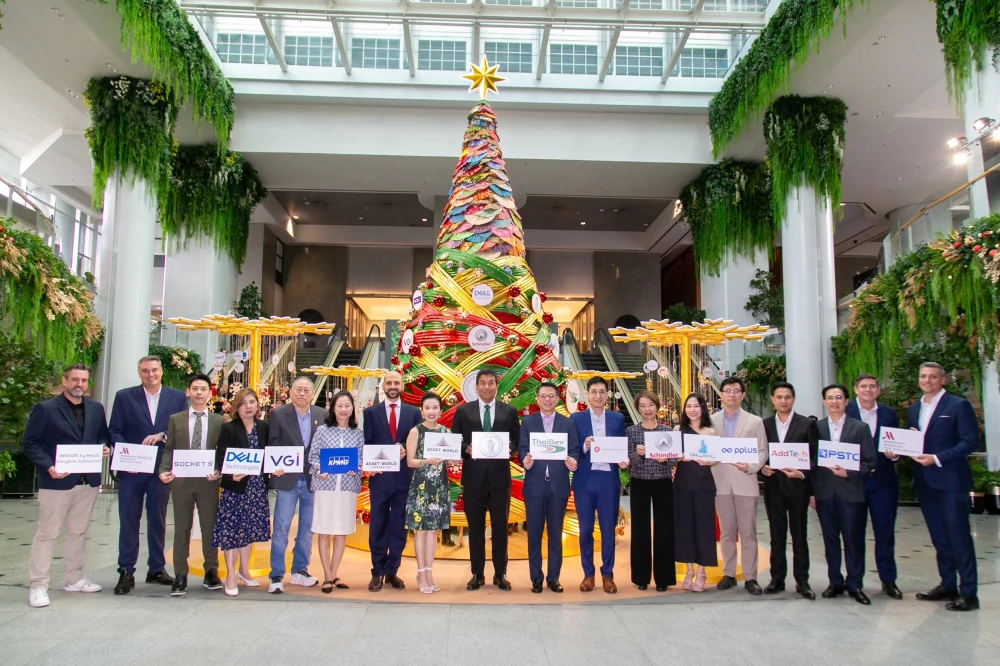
<box><xmin>578</xmin><ymin>350</ymin><xmax>643</xmax><ymax>427</ymax></box>
<box><xmin>294</xmin><ymin>347</ymin><xmax>328</xmax><ymax>375</ymax></box>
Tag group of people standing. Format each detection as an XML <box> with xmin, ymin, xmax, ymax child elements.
<box><xmin>20</xmin><ymin>356</ymin><xmax>981</xmax><ymax>612</ymax></box>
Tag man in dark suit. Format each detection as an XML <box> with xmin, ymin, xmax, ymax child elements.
<box><xmin>267</xmin><ymin>376</ymin><xmax>327</xmax><ymax>593</ymax></box>
<box><xmin>363</xmin><ymin>370</ymin><xmax>420</xmax><ymax>592</ymax></box>
<box><xmin>761</xmin><ymin>381</ymin><xmax>819</xmax><ymax>600</ymax></box>
<box><xmin>452</xmin><ymin>368</ymin><xmax>521</xmax><ymax>591</ymax></box>
<box><xmin>571</xmin><ymin>376</ymin><xmax>628</xmax><ymax>594</ymax></box>
<box><xmin>107</xmin><ymin>355</ymin><xmax>187</xmax><ymax>594</ymax></box>
<box><xmin>813</xmin><ymin>383</ymin><xmax>876</xmax><ymax>605</ymax></box>
<box><xmin>517</xmin><ymin>382</ymin><xmax>580</xmax><ymax>593</ymax></box>
<box><xmin>845</xmin><ymin>373</ymin><xmax>903</xmax><ymax>600</ymax></box>
<box><xmin>23</xmin><ymin>364</ymin><xmax>111</xmax><ymax>608</ymax></box>
<box><xmin>158</xmin><ymin>374</ymin><xmax>224</xmax><ymax>596</ymax></box>
<box><xmin>906</xmin><ymin>362</ymin><xmax>980</xmax><ymax>611</ymax></box>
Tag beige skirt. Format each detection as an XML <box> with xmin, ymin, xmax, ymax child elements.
<box><xmin>311</xmin><ymin>490</ymin><xmax>358</xmax><ymax>535</ymax></box>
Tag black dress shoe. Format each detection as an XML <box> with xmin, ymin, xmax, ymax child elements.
<box><xmin>368</xmin><ymin>576</ymin><xmax>384</xmax><ymax>592</ymax></box>
<box><xmin>547</xmin><ymin>581</ymin><xmax>564</xmax><ymax>593</ymax></box>
<box><xmin>170</xmin><ymin>575</ymin><xmax>188</xmax><ymax>597</ymax></box>
<box><xmin>146</xmin><ymin>570</ymin><xmax>175</xmax><ymax>586</ymax></box>
<box><xmin>796</xmin><ymin>583</ymin><xmax>816</xmax><ymax>600</ymax></box>
<box><xmin>945</xmin><ymin>595</ymin><xmax>980</xmax><ymax>612</ymax></box>
<box><xmin>745</xmin><ymin>580</ymin><xmax>763</xmax><ymax>596</ymax></box>
<box><xmin>114</xmin><ymin>570</ymin><xmax>135</xmax><ymax>595</ymax></box>
<box><xmin>493</xmin><ymin>574</ymin><xmax>512</xmax><ymax>591</ymax></box>
<box><xmin>441</xmin><ymin>537</ymin><xmax>456</xmax><ymax>547</ymax></box>
<box><xmin>203</xmin><ymin>569</ymin><xmax>224</xmax><ymax>591</ymax></box>
<box><xmin>467</xmin><ymin>574</ymin><xmax>486</xmax><ymax>591</ymax></box>
<box><xmin>636</xmin><ymin>584</ymin><xmax>648</xmax><ymax>591</ymax></box>
<box><xmin>848</xmin><ymin>588</ymin><xmax>871</xmax><ymax>605</ymax></box>
<box><xmin>916</xmin><ymin>585</ymin><xmax>960</xmax><ymax>602</ymax></box>
<box><xmin>385</xmin><ymin>573</ymin><xmax>406</xmax><ymax>590</ymax></box>
<box><xmin>716</xmin><ymin>575</ymin><xmax>737</xmax><ymax>591</ymax></box>
<box><xmin>821</xmin><ymin>585</ymin><xmax>845</xmax><ymax>598</ymax></box>
<box><xmin>656</xmin><ymin>585</ymin><xmax>668</xmax><ymax>592</ymax></box>
<box><xmin>882</xmin><ymin>582</ymin><xmax>903</xmax><ymax>600</ymax></box>
<box><xmin>531</xmin><ymin>580</ymin><xmax>543</xmax><ymax>594</ymax></box>
<box><xmin>764</xmin><ymin>580</ymin><xmax>785</xmax><ymax>595</ymax></box>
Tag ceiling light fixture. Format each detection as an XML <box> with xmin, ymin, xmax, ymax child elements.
<box><xmin>580</xmin><ymin>221</ymin><xmax>586</xmax><ymax>225</ymax></box>
<box><xmin>946</xmin><ymin>117</ymin><xmax>997</xmax><ymax>164</ymax></box>
<box><xmin>292</xmin><ymin>215</ymin><xmax>299</xmax><ymax>219</ymax></box>
<box><xmin>421</xmin><ymin>218</ymin><xmax>427</xmax><ymax>222</ymax></box>
<box><xmin>953</xmin><ymin>150</ymin><xmax>972</xmax><ymax>165</ymax></box>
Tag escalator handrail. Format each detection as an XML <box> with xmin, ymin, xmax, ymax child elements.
<box><xmin>310</xmin><ymin>339</ymin><xmax>346</xmax><ymax>405</ymax></box>
<box><xmin>591</xmin><ymin>328</ymin><xmax>641</xmax><ymax>425</ymax></box>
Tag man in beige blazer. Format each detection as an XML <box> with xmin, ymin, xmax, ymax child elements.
<box><xmin>711</xmin><ymin>377</ymin><xmax>769</xmax><ymax>595</ymax></box>
<box><xmin>158</xmin><ymin>374</ymin><xmax>224</xmax><ymax>596</ymax></box>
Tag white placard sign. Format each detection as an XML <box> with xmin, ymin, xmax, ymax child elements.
<box><xmin>530</xmin><ymin>432</ymin><xmax>569</xmax><ymax>461</ymax></box>
<box><xmin>401</xmin><ymin>329</ymin><xmax>414</xmax><ymax>353</ymax></box>
<box><xmin>591</xmin><ymin>436</ymin><xmax>628</xmax><ymax>464</ymax></box>
<box><xmin>471</xmin><ymin>431</ymin><xmax>510</xmax><ymax>459</ymax></box>
<box><xmin>644</xmin><ymin>431</ymin><xmax>683</xmax><ymax>460</ymax></box>
<box><xmin>471</xmin><ymin>283</ymin><xmax>494</xmax><ymax>306</ymax></box>
<box><xmin>817</xmin><ymin>440</ymin><xmax>862</xmax><ymax>472</ymax></box>
<box><xmin>468</xmin><ymin>325</ymin><xmax>496</xmax><ymax>352</ymax></box>
<box><xmin>54</xmin><ymin>444</ymin><xmax>104</xmax><ymax>474</ymax></box>
<box><xmin>461</xmin><ymin>373</ymin><xmax>480</xmax><ymax>403</ymax></box>
<box><xmin>363</xmin><ymin>445</ymin><xmax>401</xmax><ymax>472</ymax></box>
<box><xmin>111</xmin><ymin>444</ymin><xmax>158</xmax><ymax>474</ymax></box>
<box><xmin>531</xmin><ymin>293</ymin><xmax>543</xmax><ymax>314</ymax></box>
<box><xmin>263</xmin><ymin>446</ymin><xmax>304</xmax><ymax>473</ymax></box>
<box><xmin>878</xmin><ymin>426</ymin><xmax>924</xmax><ymax>457</ymax></box>
<box><xmin>768</xmin><ymin>442</ymin><xmax>811</xmax><ymax>470</ymax></box>
<box><xmin>171</xmin><ymin>449</ymin><xmax>217</xmax><ymax>478</ymax></box>
<box><xmin>424</xmin><ymin>433</ymin><xmax>462</xmax><ymax>460</ymax></box>
<box><xmin>412</xmin><ymin>289</ymin><xmax>424</xmax><ymax>309</ymax></box>
<box><xmin>220</xmin><ymin>447</ymin><xmax>264</xmax><ymax>475</ymax></box>
<box><xmin>717</xmin><ymin>437</ymin><xmax>761</xmax><ymax>464</ymax></box>
<box><xmin>682</xmin><ymin>434</ymin><xmax>723</xmax><ymax>462</ymax></box>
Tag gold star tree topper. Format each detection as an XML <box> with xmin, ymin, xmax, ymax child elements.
<box><xmin>462</xmin><ymin>56</ymin><xmax>506</xmax><ymax>99</ymax></box>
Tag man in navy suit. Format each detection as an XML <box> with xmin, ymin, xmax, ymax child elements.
<box><xmin>845</xmin><ymin>373</ymin><xmax>903</xmax><ymax>600</ymax></box>
<box><xmin>906</xmin><ymin>362</ymin><xmax>981</xmax><ymax>612</ymax></box>
<box><xmin>518</xmin><ymin>382</ymin><xmax>580</xmax><ymax>593</ymax></box>
<box><xmin>363</xmin><ymin>370</ymin><xmax>420</xmax><ymax>592</ymax></box>
<box><xmin>23</xmin><ymin>364</ymin><xmax>111</xmax><ymax>608</ymax></box>
<box><xmin>107</xmin><ymin>355</ymin><xmax>188</xmax><ymax>595</ymax></box>
<box><xmin>571</xmin><ymin>376</ymin><xmax>628</xmax><ymax>594</ymax></box>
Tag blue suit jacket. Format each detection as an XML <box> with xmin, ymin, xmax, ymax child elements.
<box><xmin>22</xmin><ymin>395</ymin><xmax>110</xmax><ymax>490</ymax></box>
<box><xmin>906</xmin><ymin>392</ymin><xmax>980</xmax><ymax>492</ymax></box>
<box><xmin>363</xmin><ymin>401</ymin><xmax>421</xmax><ymax>491</ymax></box>
<box><xmin>845</xmin><ymin>400</ymin><xmax>900</xmax><ymax>492</ymax></box>
<box><xmin>108</xmin><ymin>385</ymin><xmax>187</xmax><ymax>472</ymax></box>
<box><xmin>518</xmin><ymin>412</ymin><xmax>580</xmax><ymax>500</ymax></box>
<box><xmin>570</xmin><ymin>409</ymin><xmax>626</xmax><ymax>492</ymax></box>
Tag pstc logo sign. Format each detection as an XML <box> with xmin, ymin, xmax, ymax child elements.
<box><xmin>818</xmin><ymin>449</ymin><xmax>860</xmax><ymax>462</ymax></box>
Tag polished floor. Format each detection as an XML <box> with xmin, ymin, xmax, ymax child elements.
<box><xmin>0</xmin><ymin>492</ymin><xmax>998</xmax><ymax>665</ymax></box>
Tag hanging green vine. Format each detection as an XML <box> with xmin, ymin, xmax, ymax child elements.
<box><xmin>84</xmin><ymin>76</ymin><xmax>178</xmax><ymax>209</ymax></box>
<box><xmin>679</xmin><ymin>158</ymin><xmax>775</xmax><ymax>276</ymax></box>
<box><xmin>159</xmin><ymin>144</ymin><xmax>267</xmax><ymax>269</ymax></box>
<box><xmin>92</xmin><ymin>0</ymin><xmax>235</xmax><ymax>144</ymax></box>
<box><xmin>935</xmin><ymin>0</ymin><xmax>1000</xmax><ymax>110</ymax></box>
<box><xmin>708</xmin><ymin>0</ymin><xmax>861</xmax><ymax>156</ymax></box>
<box><xmin>832</xmin><ymin>213</ymin><xmax>1000</xmax><ymax>394</ymax></box>
<box><xmin>0</xmin><ymin>221</ymin><xmax>104</xmax><ymax>367</ymax></box>
<box><xmin>764</xmin><ymin>95</ymin><xmax>847</xmax><ymax>224</ymax></box>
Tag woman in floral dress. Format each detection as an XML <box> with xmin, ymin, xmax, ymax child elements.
<box><xmin>405</xmin><ymin>393</ymin><xmax>451</xmax><ymax>594</ymax></box>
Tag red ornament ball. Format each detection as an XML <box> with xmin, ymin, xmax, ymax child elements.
<box><xmin>391</xmin><ymin>354</ymin><xmax>399</xmax><ymax>365</ymax></box>
<box><xmin>508</xmin><ymin>285</ymin><xmax>521</xmax><ymax>298</ymax></box>
<box><xmin>973</xmin><ymin>245</ymin><xmax>983</xmax><ymax>253</ymax></box>
<box><xmin>426</xmin><ymin>280</ymin><xmax>434</xmax><ymax>290</ymax></box>
<box><xmin>542</xmin><ymin>312</ymin><xmax>554</xmax><ymax>324</ymax></box>
<box><xmin>433</xmin><ymin>295</ymin><xmax>446</xmax><ymax>308</ymax></box>
<box><xmin>534</xmin><ymin>343</ymin><xmax>549</xmax><ymax>356</ymax></box>
<box><xmin>403</xmin><ymin>362</ymin><xmax>411</xmax><ymax>371</ymax></box>
<box><xmin>416</xmin><ymin>374</ymin><xmax>428</xmax><ymax>387</ymax></box>
<box><xmin>991</xmin><ymin>249</ymin><xmax>998</xmax><ymax>258</ymax></box>
<box><xmin>538</xmin><ymin>292</ymin><xmax>547</xmax><ymax>303</ymax></box>
<box><xmin>577</xmin><ymin>402</ymin><xmax>587</xmax><ymax>412</ymax></box>
<box><xmin>954</xmin><ymin>241</ymin><xmax>962</xmax><ymax>248</ymax></box>
<box><xmin>410</xmin><ymin>344</ymin><xmax>421</xmax><ymax>356</ymax></box>
<box><xmin>360</xmin><ymin>511</ymin><xmax>370</xmax><ymax>525</ymax></box>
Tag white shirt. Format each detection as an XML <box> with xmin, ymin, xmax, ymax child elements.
<box><xmin>384</xmin><ymin>399</ymin><xmax>401</xmax><ymax>427</ymax></box>
<box><xmin>828</xmin><ymin>414</ymin><xmax>846</xmax><ymax>443</ymax></box>
<box><xmin>144</xmin><ymin>387</ymin><xmax>161</xmax><ymax>423</ymax></box>
<box><xmin>775</xmin><ymin>412</ymin><xmax>794</xmax><ymax>444</ymax></box>
<box><xmin>188</xmin><ymin>408</ymin><xmax>209</xmax><ymax>450</ymax></box>
<box><xmin>479</xmin><ymin>399</ymin><xmax>497</xmax><ymax>427</ymax></box>
<box><xmin>919</xmin><ymin>389</ymin><xmax>946</xmax><ymax>467</ymax></box>
<box><xmin>857</xmin><ymin>399</ymin><xmax>879</xmax><ymax>438</ymax></box>
<box><xmin>589</xmin><ymin>408</ymin><xmax>611</xmax><ymax>472</ymax></box>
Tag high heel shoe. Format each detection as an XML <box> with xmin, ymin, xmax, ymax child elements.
<box><xmin>237</xmin><ymin>572</ymin><xmax>260</xmax><ymax>588</ymax></box>
<box><xmin>692</xmin><ymin>572</ymin><xmax>707</xmax><ymax>593</ymax></box>
<box><xmin>224</xmin><ymin>583</ymin><xmax>239</xmax><ymax>597</ymax></box>
<box><xmin>417</xmin><ymin>568</ymin><xmax>434</xmax><ymax>594</ymax></box>
<box><xmin>427</xmin><ymin>567</ymin><xmax>440</xmax><ymax>592</ymax></box>
<box><xmin>682</xmin><ymin>570</ymin><xmax>695</xmax><ymax>591</ymax></box>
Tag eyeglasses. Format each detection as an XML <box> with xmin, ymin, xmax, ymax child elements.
<box><xmin>721</xmin><ymin>390</ymin><xmax>743</xmax><ymax>396</ymax></box>
<box><xmin>825</xmin><ymin>395</ymin><xmax>846</xmax><ymax>401</ymax></box>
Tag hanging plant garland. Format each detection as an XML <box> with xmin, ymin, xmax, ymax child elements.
<box><xmin>679</xmin><ymin>159</ymin><xmax>775</xmax><ymax>276</ymax></box>
<box><xmin>159</xmin><ymin>144</ymin><xmax>267</xmax><ymax>269</ymax></box>
<box><xmin>935</xmin><ymin>0</ymin><xmax>1000</xmax><ymax>110</ymax></box>
<box><xmin>764</xmin><ymin>95</ymin><xmax>847</xmax><ymax>224</ymax></box>
<box><xmin>84</xmin><ymin>76</ymin><xmax>178</xmax><ymax>209</ymax></box>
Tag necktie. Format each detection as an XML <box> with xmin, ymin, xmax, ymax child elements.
<box><xmin>389</xmin><ymin>403</ymin><xmax>397</xmax><ymax>441</ymax></box>
<box><xmin>483</xmin><ymin>404</ymin><xmax>491</xmax><ymax>432</ymax></box>
<box><xmin>193</xmin><ymin>412</ymin><xmax>205</xmax><ymax>450</ymax></box>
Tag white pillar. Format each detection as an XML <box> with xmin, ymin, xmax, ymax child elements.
<box><xmin>52</xmin><ymin>199</ymin><xmax>77</xmax><ymax>270</ymax></box>
<box><xmin>698</xmin><ymin>249</ymin><xmax>768</xmax><ymax>372</ymax></box>
<box><xmin>815</xmin><ymin>195</ymin><xmax>838</xmax><ymax>386</ymax></box>
<box><xmin>162</xmin><ymin>234</ymin><xmax>238</xmax><ymax>369</ymax></box>
<box><xmin>782</xmin><ymin>185</ymin><xmax>836</xmax><ymax>417</ymax></box>
<box><xmin>92</xmin><ymin>174</ymin><xmax>156</xmax><ymax>405</ymax></box>
<box><xmin>237</xmin><ymin>223</ymin><xmax>264</xmax><ymax>295</ymax></box>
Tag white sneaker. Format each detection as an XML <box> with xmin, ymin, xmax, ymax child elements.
<box><xmin>268</xmin><ymin>578</ymin><xmax>284</xmax><ymax>594</ymax></box>
<box><xmin>29</xmin><ymin>586</ymin><xmax>50</xmax><ymax>608</ymax></box>
<box><xmin>289</xmin><ymin>571</ymin><xmax>318</xmax><ymax>587</ymax></box>
<box><xmin>63</xmin><ymin>578</ymin><xmax>101</xmax><ymax>593</ymax></box>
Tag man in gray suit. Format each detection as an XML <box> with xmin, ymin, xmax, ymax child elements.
<box><xmin>710</xmin><ymin>377</ymin><xmax>769</xmax><ymax>595</ymax></box>
<box><xmin>267</xmin><ymin>376</ymin><xmax>326</xmax><ymax>594</ymax></box>
<box><xmin>159</xmin><ymin>374</ymin><xmax>224</xmax><ymax>596</ymax></box>
<box><xmin>814</xmin><ymin>383</ymin><xmax>876</xmax><ymax>605</ymax></box>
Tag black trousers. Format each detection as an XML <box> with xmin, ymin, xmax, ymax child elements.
<box><xmin>463</xmin><ymin>483</ymin><xmax>511</xmax><ymax>577</ymax></box>
<box><xmin>763</xmin><ymin>484</ymin><xmax>810</xmax><ymax>585</ymax></box>
<box><xmin>629</xmin><ymin>477</ymin><xmax>676</xmax><ymax>588</ymax></box>
<box><xmin>674</xmin><ymin>487</ymin><xmax>717</xmax><ymax>567</ymax></box>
